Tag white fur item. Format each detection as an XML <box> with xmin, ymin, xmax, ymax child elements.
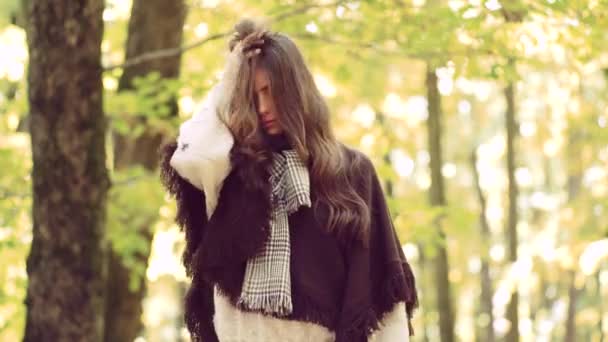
<box><xmin>169</xmin><ymin>48</ymin><xmax>243</xmax><ymax>218</ymax></box>
<box><xmin>169</xmin><ymin>85</ymin><xmax>233</xmax><ymax>218</ymax></box>
<box><xmin>213</xmin><ymin>286</ymin><xmax>410</xmax><ymax>342</ymax></box>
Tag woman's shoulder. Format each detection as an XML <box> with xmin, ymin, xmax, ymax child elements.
<box><xmin>335</xmin><ymin>142</ymin><xmax>381</xmax><ymax>203</ymax></box>
<box><xmin>337</xmin><ymin>142</ymin><xmax>376</xmax><ymax>177</ymax></box>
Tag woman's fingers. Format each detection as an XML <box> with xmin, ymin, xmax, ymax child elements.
<box><xmin>242</xmin><ymin>39</ymin><xmax>264</xmax><ymax>52</ymax></box>
<box><xmin>251</xmin><ymin>38</ymin><xmax>264</xmax><ymax>46</ymax></box>
<box><xmin>243</xmin><ymin>30</ymin><xmax>265</xmax><ymax>44</ymax></box>
<box><xmin>232</xmin><ymin>31</ymin><xmax>266</xmax><ymax>60</ymax></box>
<box><xmin>241</xmin><ymin>31</ymin><xmax>266</xmax><ymax>53</ymax></box>
<box><xmin>244</xmin><ymin>48</ymin><xmax>262</xmax><ymax>59</ymax></box>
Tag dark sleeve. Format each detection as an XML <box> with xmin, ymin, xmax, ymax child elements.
<box><xmin>159</xmin><ymin>141</ymin><xmax>219</xmax><ymax>342</ymax></box>
<box><xmin>184</xmin><ymin>281</ymin><xmax>219</xmax><ymax>342</ymax></box>
<box><xmin>335</xmin><ymin>155</ymin><xmax>418</xmax><ymax>342</ymax></box>
<box><xmin>188</xmin><ymin>148</ymin><xmax>272</xmax><ymax>298</ymax></box>
<box><xmin>160</xmin><ymin>141</ymin><xmax>207</xmax><ymax>277</ymax></box>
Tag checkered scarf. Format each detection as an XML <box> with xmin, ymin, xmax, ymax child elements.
<box><xmin>236</xmin><ymin>149</ymin><xmax>311</xmax><ymax>316</ymax></box>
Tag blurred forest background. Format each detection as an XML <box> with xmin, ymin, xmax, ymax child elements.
<box><xmin>1</xmin><ymin>0</ymin><xmax>607</xmax><ymax>341</ymax></box>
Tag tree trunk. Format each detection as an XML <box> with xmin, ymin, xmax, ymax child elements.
<box><xmin>103</xmin><ymin>1</ymin><xmax>186</xmax><ymax>342</ymax></box>
<box><xmin>598</xmin><ymin>270</ymin><xmax>605</xmax><ymax>342</ymax></box>
<box><xmin>113</xmin><ymin>0</ymin><xmax>186</xmax><ymax>170</ymax></box>
<box><xmin>501</xmin><ymin>5</ymin><xmax>525</xmax><ymax>339</ymax></box>
<box><xmin>23</xmin><ymin>1</ymin><xmax>109</xmax><ymax>341</ymax></box>
<box><xmin>426</xmin><ymin>64</ymin><xmax>455</xmax><ymax>342</ymax></box>
<box><xmin>470</xmin><ymin>148</ymin><xmax>495</xmax><ymax>342</ymax></box>
<box><xmin>562</xmin><ymin>105</ymin><xmax>585</xmax><ymax>342</ymax></box>
<box><xmin>417</xmin><ymin>247</ymin><xmax>431</xmax><ymax>342</ymax></box>
<box><xmin>564</xmin><ymin>270</ymin><xmax>578</xmax><ymax>342</ymax></box>
<box><xmin>504</xmin><ymin>74</ymin><xmax>520</xmax><ymax>342</ymax></box>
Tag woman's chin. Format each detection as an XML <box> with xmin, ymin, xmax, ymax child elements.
<box><xmin>265</xmin><ymin>128</ymin><xmax>283</xmax><ymax>136</ymax></box>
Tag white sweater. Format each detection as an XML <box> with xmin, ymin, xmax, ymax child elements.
<box><xmin>213</xmin><ymin>286</ymin><xmax>410</xmax><ymax>342</ymax></box>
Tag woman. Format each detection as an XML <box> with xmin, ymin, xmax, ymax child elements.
<box><xmin>160</xmin><ymin>19</ymin><xmax>418</xmax><ymax>342</ymax></box>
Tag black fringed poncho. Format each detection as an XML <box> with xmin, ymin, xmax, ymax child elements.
<box><xmin>160</xmin><ymin>140</ymin><xmax>418</xmax><ymax>342</ymax></box>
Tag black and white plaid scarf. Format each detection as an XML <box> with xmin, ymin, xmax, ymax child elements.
<box><xmin>236</xmin><ymin>149</ymin><xmax>311</xmax><ymax>316</ymax></box>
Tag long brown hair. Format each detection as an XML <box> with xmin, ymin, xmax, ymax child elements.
<box><xmin>223</xmin><ymin>18</ymin><xmax>370</xmax><ymax>244</ymax></box>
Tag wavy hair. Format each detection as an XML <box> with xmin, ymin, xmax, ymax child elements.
<box><xmin>222</xmin><ymin>19</ymin><xmax>370</xmax><ymax>244</ymax></box>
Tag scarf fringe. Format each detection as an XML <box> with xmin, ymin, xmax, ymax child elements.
<box><xmin>216</xmin><ymin>283</ymin><xmax>338</xmax><ymax>331</ymax></box>
<box><xmin>237</xmin><ymin>293</ymin><xmax>293</xmax><ymax>316</ymax></box>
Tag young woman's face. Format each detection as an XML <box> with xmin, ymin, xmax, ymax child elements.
<box><xmin>254</xmin><ymin>67</ymin><xmax>283</xmax><ymax>135</ymax></box>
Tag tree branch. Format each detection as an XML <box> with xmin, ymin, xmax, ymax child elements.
<box><xmin>272</xmin><ymin>1</ymin><xmax>345</xmax><ymax>22</ymax></box>
<box><xmin>104</xmin><ymin>32</ymin><xmax>230</xmax><ymax>71</ymax></box>
<box><xmin>0</xmin><ymin>188</ymin><xmax>31</xmax><ymax>200</ymax></box>
<box><xmin>103</xmin><ymin>1</ymin><xmax>347</xmax><ymax>71</ymax></box>
<box><xmin>290</xmin><ymin>32</ymin><xmax>498</xmax><ymax>60</ymax></box>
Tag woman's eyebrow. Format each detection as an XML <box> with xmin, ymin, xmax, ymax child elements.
<box><xmin>255</xmin><ymin>84</ymin><xmax>269</xmax><ymax>93</ymax></box>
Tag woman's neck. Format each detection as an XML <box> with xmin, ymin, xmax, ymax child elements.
<box><xmin>265</xmin><ymin>133</ymin><xmax>291</xmax><ymax>152</ymax></box>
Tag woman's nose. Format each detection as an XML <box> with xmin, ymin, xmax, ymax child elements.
<box><xmin>258</xmin><ymin>99</ymin><xmax>268</xmax><ymax>114</ymax></box>
<box><xmin>257</xmin><ymin>95</ymin><xmax>269</xmax><ymax>115</ymax></box>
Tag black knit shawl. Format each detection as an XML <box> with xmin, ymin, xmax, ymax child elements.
<box><xmin>160</xmin><ymin>140</ymin><xmax>418</xmax><ymax>342</ymax></box>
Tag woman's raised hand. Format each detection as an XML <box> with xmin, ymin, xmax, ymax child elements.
<box><xmin>217</xmin><ymin>30</ymin><xmax>266</xmax><ymax>113</ymax></box>
<box><xmin>236</xmin><ymin>30</ymin><xmax>266</xmax><ymax>59</ymax></box>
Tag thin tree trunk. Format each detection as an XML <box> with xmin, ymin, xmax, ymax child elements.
<box><xmin>418</xmin><ymin>248</ymin><xmax>431</xmax><ymax>342</ymax></box>
<box><xmin>600</xmin><ymin>69</ymin><xmax>608</xmax><ymax>342</ymax></box>
<box><xmin>598</xmin><ymin>269</ymin><xmax>605</xmax><ymax>342</ymax></box>
<box><xmin>504</xmin><ymin>73</ymin><xmax>520</xmax><ymax>342</ymax></box>
<box><xmin>23</xmin><ymin>1</ymin><xmax>109</xmax><ymax>341</ymax></box>
<box><xmin>176</xmin><ymin>282</ymin><xmax>188</xmax><ymax>342</ymax></box>
<box><xmin>426</xmin><ymin>64</ymin><xmax>455</xmax><ymax>342</ymax></box>
<box><xmin>562</xmin><ymin>96</ymin><xmax>585</xmax><ymax>342</ymax></box>
<box><xmin>470</xmin><ymin>148</ymin><xmax>495</xmax><ymax>342</ymax></box>
<box><xmin>501</xmin><ymin>5</ymin><xmax>525</xmax><ymax>340</ymax></box>
<box><xmin>103</xmin><ymin>1</ymin><xmax>186</xmax><ymax>341</ymax></box>
<box><xmin>564</xmin><ymin>270</ymin><xmax>578</xmax><ymax>342</ymax></box>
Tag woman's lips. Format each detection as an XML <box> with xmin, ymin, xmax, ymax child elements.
<box><xmin>263</xmin><ymin>120</ymin><xmax>275</xmax><ymax>126</ymax></box>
